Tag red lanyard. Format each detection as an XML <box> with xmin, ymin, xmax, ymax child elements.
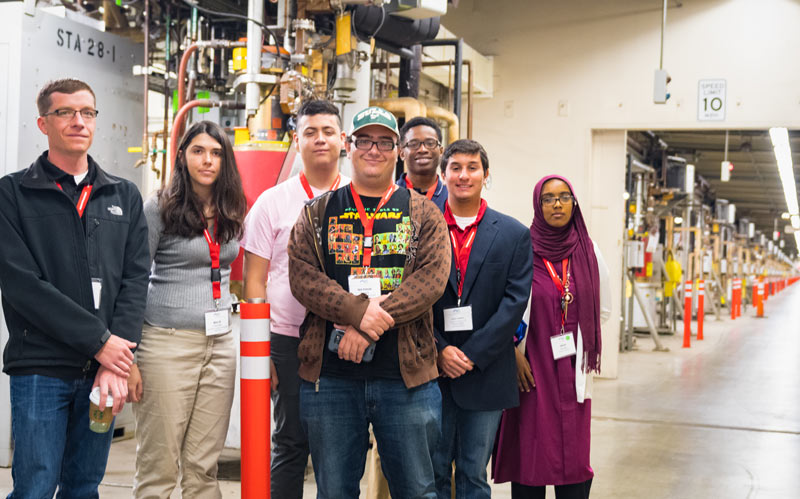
<box><xmin>543</xmin><ymin>258</ymin><xmax>571</xmax><ymax>326</ymax></box>
<box><xmin>350</xmin><ymin>183</ymin><xmax>398</xmax><ymax>267</ymax></box>
<box><xmin>299</xmin><ymin>172</ymin><xmax>341</xmax><ymax>200</ymax></box>
<box><xmin>449</xmin><ymin>227</ymin><xmax>477</xmax><ymax>302</ymax></box>
<box><xmin>56</xmin><ymin>183</ymin><xmax>93</xmax><ymax>218</ymax></box>
<box><xmin>203</xmin><ymin>224</ymin><xmax>222</xmax><ymax>304</ymax></box>
<box><xmin>404</xmin><ymin>177</ymin><xmax>437</xmax><ymax>200</ymax></box>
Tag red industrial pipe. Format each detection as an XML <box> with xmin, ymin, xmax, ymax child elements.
<box><xmin>168</xmin><ymin>99</ymin><xmax>214</xmax><ymax>171</ymax></box>
<box><xmin>168</xmin><ymin>99</ymin><xmax>246</xmax><ymax>173</ymax></box>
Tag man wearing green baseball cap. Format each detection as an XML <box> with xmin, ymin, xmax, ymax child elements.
<box><xmin>288</xmin><ymin>106</ymin><xmax>451</xmax><ymax>497</ymax></box>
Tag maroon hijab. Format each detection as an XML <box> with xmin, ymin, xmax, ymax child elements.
<box><xmin>531</xmin><ymin>175</ymin><xmax>602</xmax><ymax>372</ymax></box>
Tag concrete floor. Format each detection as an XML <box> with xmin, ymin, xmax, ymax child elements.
<box><xmin>0</xmin><ymin>283</ymin><xmax>798</xmax><ymax>498</ymax></box>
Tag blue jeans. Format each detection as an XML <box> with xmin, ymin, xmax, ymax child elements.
<box><xmin>300</xmin><ymin>376</ymin><xmax>441</xmax><ymax>499</ymax></box>
<box><xmin>8</xmin><ymin>374</ymin><xmax>115</xmax><ymax>499</ymax></box>
<box><xmin>433</xmin><ymin>382</ymin><xmax>502</xmax><ymax>499</ymax></box>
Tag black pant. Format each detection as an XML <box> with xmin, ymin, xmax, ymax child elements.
<box><xmin>511</xmin><ymin>478</ymin><xmax>593</xmax><ymax>499</ymax></box>
<box><xmin>270</xmin><ymin>333</ymin><xmax>309</xmax><ymax>499</ymax></box>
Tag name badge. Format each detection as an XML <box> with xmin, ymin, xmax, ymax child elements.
<box><xmin>204</xmin><ymin>309</ymin><xmax>230</xmax><ymax>336</ymax></box>
<box><xmin>443</xmin><ymin>306</ymin><xmax>473</xmax><ymax>331</ymax></box>
<box><xmin>348</xmin><ymin>276</ymin><xmax>381</xmax><ymax>298</ymax></box>
<box><xmin>550</xmin><ymin>331</ymin><xmax>577</xmax><ymax>360</ymax></box>
<box><xmin>91</xmin><ymin>278</ymin><xmax>102</xmax><ymax>310</ymax></box>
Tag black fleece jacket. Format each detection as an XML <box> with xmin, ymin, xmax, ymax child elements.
<box><xmin>0</xmin><ymin>152</ymin><xmax>149</xmax><ymax>378</ymax></box>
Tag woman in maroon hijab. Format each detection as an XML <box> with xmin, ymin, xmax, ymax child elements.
<box><xmin>493</xmin><ymin>175</ymin><xmax>611</xmax><ymax>499</ymax></box>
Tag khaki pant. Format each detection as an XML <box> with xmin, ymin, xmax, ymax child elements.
<box><xmin>133</xmin><ymin>324</ymin><xmax>236</xmax><ymax>499</ymax></box>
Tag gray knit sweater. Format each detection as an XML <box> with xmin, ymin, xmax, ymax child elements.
<box><xmin>143</xmin><ymin>196</ymin><xmax>239</xmax><ymax>332</ymax></box>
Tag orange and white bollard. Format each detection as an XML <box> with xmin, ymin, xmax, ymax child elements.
<box><xmin>735</xmin><ymin>279</ymin><xmax>742</xmax><ymax>318</ymax></box>
<box><xmin>240</xmin><ymin>302</ymin><xmax>271</xmax><ymax>499</ymax></box>
<box><xmin>756</xmin><ymin>281</ymin><xmax>764</xmax><ymax>318</ymax></box>
<box><xmin>697</xmin><ymin>280</ymin><xmax>705</xmax><ymax>341</ymax></box>
<box><xmin>730</xmin><ymin>279</ymin><xmax>737</xmax><ymax>320</ymax></box>
<box><xmin>683</xmin><ymin>280</ymin><xmax>692</xmax><ymax>348</ymax></box>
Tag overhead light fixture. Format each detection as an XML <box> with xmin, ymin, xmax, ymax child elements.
<box><xmin>769</xmin><ymin>127</ymin><xmax>800</xmax><ymax>240</ymax></box>
<box><xmin>782</xmin><ymin>212</ymin><xmax>791</xmax><ymax>220</ymax></box>
<box><xmin>674</xmin><ymin>216</ymin><xmax>683</xmax><ymax>225</ymax></box>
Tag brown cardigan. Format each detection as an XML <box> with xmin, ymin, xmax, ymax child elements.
<box><xmin>287</xmin><ymin>188</ymin><xmax>451</xmax><ymax>388</ymax></box>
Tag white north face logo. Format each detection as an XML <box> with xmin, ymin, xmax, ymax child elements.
<box><xmin>107</xmin><ymin>205</ymin><xmax>123</xmax><ymax>216</ymax></box>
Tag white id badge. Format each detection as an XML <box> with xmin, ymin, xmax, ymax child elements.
<box><xmin>550</xmin><ymin>331</ymin><xmax>577</xmax><ymax>360</ymax></box>
<box><xmin>443</xmin><ymin>306</ymin><xmax>473</xmax><ymax>331</ymax></box>
<box><xmin>348</xmin><ymin>276</ymin><xmax>381</xmax><ymax>298</ymax></box>
<box><xmin>204</xmin><ymin>309</ymin><xmax>230</xmax><ymax>336</ymax></box>
<box><xmin>91</xmin><ymin>278</ymin><xmax>102</xmax><ymax>310</ymax></box>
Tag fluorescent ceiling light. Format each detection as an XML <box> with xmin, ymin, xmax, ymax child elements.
<box><xmin>769</xmin><ymin>127</ymin><xmax>800</xmax><ymax>246</ymax></box>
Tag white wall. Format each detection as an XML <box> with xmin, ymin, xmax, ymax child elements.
<box><xmin>442</xmin><ymin>0</ymin><xmax>800</xmax><ymax>376</ymax></box>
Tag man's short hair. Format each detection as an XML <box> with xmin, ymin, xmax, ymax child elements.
<box><xmin>399</xmin><ymin>116</ymin><xmax>442</xmax><ymax>143</ymax></box>
<box><xmin>37</xmin><ymin>79</ymin><xmax>96</xmax><ymax>116</ymax></box>
<box><xmin>296</xmin><ymin>99</ymin><xmax>342</xmax><ymax>130</ymax></box>
<box><xmin>440</xmin><ymin>139</ymin><xmax>489</xmax><ymax>172</ymax></box>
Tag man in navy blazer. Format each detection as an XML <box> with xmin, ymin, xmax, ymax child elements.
<box><xmin>432</xmin><ymin>139</ymin><xmax>533</xmax><ymax>499</ymax></box>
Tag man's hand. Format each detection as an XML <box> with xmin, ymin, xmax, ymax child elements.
<box><xmin>358</xmin><ymin>295</ymin><xmax>394</xmax><ymax>341</ymax></box>
<box><xmin>515</xmin><ymin>348</ymin><xmax>535</xmax><ymax>392</ymax></box>
<box><xmin>126</xmin><ymin>363</ymin><xmax>143</xmax><ymax>403</ymax></box>
<box><xmin>337</xmin><ymin>326</ymin><xmax>372</xmax><ymax>364</ymax></box>
<box><xmin>93</xmin><ymin>366</ymin><xmax>129</xmax><ymax>415</ymax></box>
<box><xmin>438</xmin><ymin>346</ymin><xmax>474</xmax><ymax>379</ymax></box>
<box><xmin>94</xmin><ymin>334</ymin><xmax>136</xmax><ymax>377</ymax></box>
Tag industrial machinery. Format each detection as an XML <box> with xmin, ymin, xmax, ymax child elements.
<box><xmin>0</xmin><ymin>0</ymin><xmax>493</xmax><ymax>471</ymax></box>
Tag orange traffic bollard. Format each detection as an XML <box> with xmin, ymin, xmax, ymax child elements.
<box><xmin>240</xmin><ymin>302</ymin><xmax>271</xmax><ymax>499</ymax></box>
<box><xmin>683</xmin><ymin>280</ymin><xmax>692</xmax><ymax>348</ymax></box>
<box><xmin>697</xmin><ymin>280</ymin><xmax>705</xmax><ymax>341</ymax></box>
<box><xmin>730</xmin><ymin>279</ymin><xmax>737</xmax><ymax>320</ymax></box>
<box><xmin>735</xmin><ymin>278</ymin><xmax>742</xmax><ymax>318</ymax></box>
<box><xmin>756</xmin><ymin>281</ymin><xmax>765</xmax><ymax>318</ymax></box>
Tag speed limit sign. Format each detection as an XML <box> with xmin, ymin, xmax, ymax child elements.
<box><xmin>698</xmin><ymin>79</ymin><xmax>726</xmax><ymax>121</ymax></box>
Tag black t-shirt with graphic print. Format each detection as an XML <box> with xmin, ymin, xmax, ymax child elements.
<box><xmin>321</xmin><ymin>186</ymin><xmax>412</xmax><ymax>380</ymax></box>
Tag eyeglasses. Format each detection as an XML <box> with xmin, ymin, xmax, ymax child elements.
<box><xmin>541</xmin><ymin>194</ymin><xmax>575</xmax><ymax>206</ymax></box>
<box><xmin>42</xmin><ymin>108</ymin><xmax>99</xmax><ymax>120</ymax></box>
<box><xmin>351</xmin><ymin>138</ymin><xmax>397</xmax><ymax>152</ymax></box>
<box><xmin>404</xmin><ymin>138</ymin><xmax>441</xmax><ymax>150</ymax></box>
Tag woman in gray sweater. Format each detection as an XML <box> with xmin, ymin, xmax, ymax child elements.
<box><xmin>129</xmin><ymin>121</ymin><xmax>246</xmax><ymax>498</ymax></box>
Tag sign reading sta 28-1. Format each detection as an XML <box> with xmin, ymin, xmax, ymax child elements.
<box><xmin>697</xmin><ymin>79</ymin><xmax>726</xmax><ymax>121</ymax></box>
<box><xmin>56</xmin><ymin>27</ymin><xmax>117</xmax><ymax>63</ymax></box>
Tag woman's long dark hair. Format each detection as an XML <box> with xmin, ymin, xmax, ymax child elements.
<box><xmin>160</xmin><ymin>121</ymin><xmax>246</xmax><ymax>243</ymax></box>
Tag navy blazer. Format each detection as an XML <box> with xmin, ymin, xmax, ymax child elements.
<box><xmin>433</xmin><ymin>206</ymin><xmax>533</xmax><ymax>411</ymax></box>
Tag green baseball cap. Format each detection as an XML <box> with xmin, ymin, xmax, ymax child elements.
<box><xmin>350</xmin><ymin>106</ymin><xmax>400</xmax><ymax>137</ymax></box>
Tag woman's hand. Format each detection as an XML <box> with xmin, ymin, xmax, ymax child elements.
<box><xmin>126</xmin><ymin>363</ymin><xmax>144</xmax><ymax>403</ymax></box>
<box><xmin>515</xmin><ymin>348</ymin><xmax>535</xmax><ymax>392</ymax></box>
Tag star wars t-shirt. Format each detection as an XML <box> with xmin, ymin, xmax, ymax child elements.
<box><xmin>321</xmin><ymin>186</ymin><xmax>412</xmax><ymax>379</ymax></box>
